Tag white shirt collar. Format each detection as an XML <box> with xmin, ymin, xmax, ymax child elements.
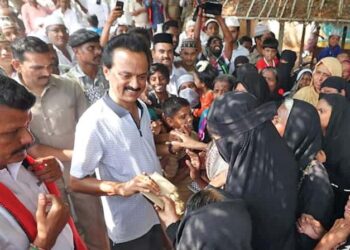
<box><xmin>6</xmin><ymin>161</ymin><xmax>23</xmax><ymax>181</ymax></box>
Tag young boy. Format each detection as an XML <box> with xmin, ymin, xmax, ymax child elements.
<box><xmin>318</xmin><ymin>31</ymin><xmax>342</xmax><ymax>61</ymax></box>
<box><xmin>256</xmin><ymin>37</ymin><xmax>279</xmax><ymax>72</ymax></box>
<box><xmin>161</xmin><ymin>97</ymin><xmax>197</xmax><ymax>204</ymax></box>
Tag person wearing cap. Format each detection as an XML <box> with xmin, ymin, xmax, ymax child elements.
<box><xmin>115</xmin><ymin>16</ymin><xmax>130</xmax><ymax>36</ymax></box>
<box><xmin>194</xmin><ymin>7</ymin><xmax>233</xmax><ymax>75</ymax></box>
<box><xmin>21</xmin><ymin>0</ymin><xmax>51</xmax><ymax>34</ymax></box>
<box><xmin>176</xmin><ymin>19</ymin><xmax>195</xmax><ymax>54</ymax></box>
<box><xmin>45</xmin><ymin>15</ymin><xmax>75</xmax><ymax>74</ymax></box>
<box><xmin>152</xmin><ymin>32</ymin><xmax>187</xmax><ymax>96</ymax></box>
<box><xmin>248</xmin><ymin>23</ymin><xmax>272</xmax><ymax>65</ymax></box>
<box><xmin>0</xmin><ymin>31</ymin><xmax>14</xmax><ymax>77</ymax></box>
<box><xmin>64</xmin><ymin>29</ymin><xmax>108</xmax><ymax>104</ymax></box>
<box><xmin>0</xmin><ymin>19</ymin><xmax>24</xmax><ymax>42</ymax></box>
<box><xmin>11</xmin><ymin>36</ymin><xmax>110</xmax><ymax>250</ymax></box>
<box><xmin>318</xmin><ymin>30</ymin><xmax>343</xmax><ymax>61</ymax></box>
<box><xmin>225</xmin><ymin>16</ymin><xmax>249</xmax><ymax>74</ymax></box>
<box><xmin>51</xmin><ymin>0</ymin><xmax>83</xmax><ymax>35</ymax></box>
<box><xmin>175</xmin><ymin>38</ymin><xmax>198</xmax><ymax>73</ymax></box>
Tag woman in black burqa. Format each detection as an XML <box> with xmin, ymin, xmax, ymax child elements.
<box><xmin>207</xmin><ymin>91</ymin><xmax>298</xmax><ymax>250</ymax></box>
<box><xmin>317</xmin><ymin>94</ymin><xmax>350</xmax><ymax>220</ymax></box>
<box><xmin>278</xmin><ymin>99</ymin><xmax>334</xmax><ymax>249</ymax></box>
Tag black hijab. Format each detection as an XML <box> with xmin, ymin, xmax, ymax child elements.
<box><xmin>321</xmin><ymin>76</ymin><xmax>350</xmax><ymax>101</ymax></box>
<box><xmin>277</xmin><ymin>50</ymin><xmax>297</xmax><ymax>91</ymax></box>
<box><xmin>176</xmin><ymin>199</ymin><xmax>252</xmax><ymax>250</ymax></box>
<box><xmin>321</xmin><ymin>94</ymin><xmax>350</xmax><ymax>190</ymax></box>
<box><xmin>283</xmin><ymin>99</ymin><xmax>323</xmax><ymax>170</ymax></box>
<box><xmin>207</xmin><ymin>92</ymin><xmax>298</xmax><ymax>250</ymax></box>
<box><xmin>235</xmin><ymin>64</ymin><xmax>271</xmax><ymax>105</ymax></box>
<box><xmin>282</xmin><ymin>100</ymin><xmax>333</xmax><ymax>249</ymax></box>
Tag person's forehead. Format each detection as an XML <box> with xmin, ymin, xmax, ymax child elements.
<box><xmin>23</xmin><ymin>51</ymin><xmax>51</xmax><ymax>62</ymax></box>
<box><xmin>154</xmin><ymin>43</ymin><xmax>173</xmax><ymax>50</ymax></box>
<box><xmin>175</xmin><ymin>105</ymin><xmax>191</xmax><ymax>116</ymax></box>
<box><xmin>315</xmin><ymin>63</ymin><xmax>331</xmax><ymax>74</ymax></box>
<box><xmin>112</xmin><ymin>49</ymin><xmax>148</xmax><ymax>69</ymax></box>
<box><xmin>0</xmin><ymin>106</ymin><xmax>30</xmax><ymax>132</ymax></box>
<box><xmin>182</xmin><ymin>47</ymin><xmax>196</xmax><ymax>53</ymax></box>
<box><xmin>47</xmin><ymin>24</ymin><xmax>66</xmax><ymax>30</ymax></box>
<box><xmin>2</xmin><ymin>27</ymin><xmax>16</xmax><ymax>33</ymax></box>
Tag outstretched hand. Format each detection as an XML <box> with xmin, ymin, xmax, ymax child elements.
<box><xmin>154</xmin><ymin>196</ymin><xmax>180</xmax><ymax>228</ymax></box>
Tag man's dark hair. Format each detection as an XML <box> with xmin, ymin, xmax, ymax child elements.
<box><xmin>262</xmin><ymin>37</ymin><xmax>279</xmax><ymax>50</ymax></box>
<box><xmin>148</xmin><ymin>63</ymin><xmax>170</xmax><ymax>82</ymax></box>
<box><xmin>198</xmin><ymin>64</ymin><xmax>219</xmax><ymax>90</ymax></box>
<box><xmin>0</xmin><ymin>75</ymin><xmax>35</xmax><ymax>110</ymax></box>
<box><xmin>162</xmin><ymin>20</ymin><xmax>179</xmax><ymax>32</ymax></box>
<box><xmin>162</xmin><ymin>96</ymin><xmax>190</xmax><ymax>118</ymax></box>
<box><xmin>11</xmin><ymin>36</ymin><xmax>50</xmax><ymax>62</ymax></box>
<box><xmin>102</xmin><ymin>33</ymin><xmax>152</xmax><ymax>69</ymax></box>
<box><xmin>239</xmin><ymin>35</ymin><xmax>252</xmax><ymax>45</ymax></box>
<box><xmin>214</xmin><ymin>74</ymin><xmax>236</xmax><ymax>91</ymax></box>
<box><xmin>128</xmin><ymin>27</ymin><xmax>151</xmax><ymax>49</ymax></box>
<box><xmin>87</xmin><ymin>15</ymin><xmax>99</xmax><ymax>28</ymax></box>
<box><xmin>206</xmin><ymin>35</ymin><xmax>222</xmax><ymax>48</ymax></box>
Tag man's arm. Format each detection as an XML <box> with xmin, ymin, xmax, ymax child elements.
<box><xmin>100</xmin><ymin>7</ymin><xmax>123</xmax><ymax>47</ymax></box>
<box><xmin>194</xmin><ymin>7</ymin><xmax>204</xmax><ymax>53</ymax></box>
<box><xmin>216</xmin><ymin>16</ymin><xmax>233</xmax><ymax>60</ymax></box>
<box><xmin>28</xmin><ymin>144</ymin><xmax>72</xmax><ymax>162</ymax></box>
<box><xmin>70</xmin><ymin>174</ymin><xmax>160</xmax><ymax>197</ymax></box>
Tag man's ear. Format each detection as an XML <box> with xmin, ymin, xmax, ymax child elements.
<box><xmin>103</xmin><ymin>65</ymin><xmax>110</xmax><ymax>80</ymax></box>
<box><xmin>11</xmin><ymin>59</ymin><xmax>21</xmax><ymax>73</ymax></box>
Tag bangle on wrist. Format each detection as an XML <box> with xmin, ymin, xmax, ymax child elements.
<box><xmin>29</xmin><ymin>243</ymin><xmax>46</xmax><ymax>250</ymax></box>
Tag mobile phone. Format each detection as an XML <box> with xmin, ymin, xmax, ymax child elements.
<box><xmin>116</xmin><ymin>1</ymin><xmax>124</xmax><ymax>9</ymax></box>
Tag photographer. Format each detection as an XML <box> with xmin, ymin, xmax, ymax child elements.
<box><xmin>194</xmin><ymin>4</ymin><xmax>233</xmax><ymax>75</ymax></box>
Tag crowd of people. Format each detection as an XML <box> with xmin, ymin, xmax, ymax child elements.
<box><xmin>1</xmin><ymin>0</ymin><xmax>350</xmax><ymax>250</ymax></box>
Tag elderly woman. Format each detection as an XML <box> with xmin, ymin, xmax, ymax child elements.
<box><xmin>293</xmin><ymin>57</ymin><xmax>342</xmax><ymax>107</ymax></box>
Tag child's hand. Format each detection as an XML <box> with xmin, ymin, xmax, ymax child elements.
<box><xmin>151</xmin><ymin>120</ymin><xmax>163</xmax><ymax>135</ymax></box>
<box><xmin>185</xmin><ymin>149</ymin><xmax>201</xmax><ymax>181</ymax></box>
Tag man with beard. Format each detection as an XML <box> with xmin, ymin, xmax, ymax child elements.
<box><xmin>175</xmin><ymin>38</ymin><xmax>198</xmax><ymax>73</ymax></box>
<box><xmin>45</xmin><ymin>15</ymin><xmax>75</xmax><ymax>74</ymax></box>
<box><xmin>11</xmin><ymin>36</ymin><xmax>109</xmax><ymax>250</ymax></box>
<box><xmin>64</xmin><ymin>29</ymin><xmax>108</xmax><ymax>104</ymax></box>
<box><xmin>152</xmin><ymin>32</ymin><xmax>187</xmax><ymax>95</ymax></box>
<box><xmin>195</xmin><ymin>8</ymin><xmax>233</xmax><ymax>75</ymax></box>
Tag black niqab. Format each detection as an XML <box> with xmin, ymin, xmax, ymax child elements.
<box><xmin>283</xmin><ymin>99</ymin><xmax>323</xmax><ymax>170</ymax></box>
<box><xmin>207</xmin><ymin>92</ymin><xmax>298</xmax><ymax>250</ymax></box>
<box><xmin>236</xmin><ymin>64</ymin><xmax>271</xmax><ymax>105</ymax></box>
<box><xmin>277</xmin><ymin>50</ymin><xmax>297</xmax><ymax>91</ymax></box>
<box><xmin>176</xmin><ymin>200</ymin><xmax>252</xmax><ymax>250</ymax></box>
<box><xmin>321</xmin><ymin>76</ymin><xmax>350</xmax><ymax>101</ymax></box>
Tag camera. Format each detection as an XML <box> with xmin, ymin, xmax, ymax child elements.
<box><xmin>203</xmin><ymin>0</ymin><xmax>222</xmax><ymax>16</ymax></box>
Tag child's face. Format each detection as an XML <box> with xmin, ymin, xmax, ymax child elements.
<box><xmin>179</xmin><ymin>81</ymin><xmax>196</xmax><ymax>92</ymax></box>
<box><xmin>166</xmin><ymin>106</ymin><xmax>193</xmax><ymax>133</ymax></box>
<box><xmin>206</xmin><ymin>22</ymin><xmax>219</xmax><ymax>37</ymax></box>
<box><xmin>242</xmin><ymin>41</ymin><xmax>252</xmax><ymax>51</ymax></box>
<box><xmin>213</xmin><ymin>81</ymin><xmax>231</xmax><ymax>99</ymax></box>
<box><xmin>263</xmin><ymin>47</ymin><xmax>277</xmax><ymax>61</ymax></box>
<box><xmin>149</xmin><ymin>71</ymin><xmax>168</xmax><ymax>93</ymax></box>
<box><xmin>329</xmin><ymin>35</ymin><xmax>340</xmax><ymax>47</ymax></box>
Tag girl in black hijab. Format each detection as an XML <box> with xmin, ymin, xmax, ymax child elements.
<box><xmin>234</xmin><ymin>63</ymin><xmax>271</xmax><ymax>105</ymax></box>
<box><xmin>317</xmin><ymin>94</ymin><xmax>350</xmax><ymax>220</ymax></box>
<box><xmin>277</xmin><ymin>50</ymin><xmax>297</xmax><ymax>92</ymax></box>
<box><xmin>275</xmin><ymin>99</ymin><xmax>334</xmax><ymax>249</ymax></box>
<box><xmin>207</xmin><ymin>92</ymin><xmax>298</xmax><ymax>250</ymax></box>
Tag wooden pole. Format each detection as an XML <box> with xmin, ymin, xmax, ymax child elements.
<box><xmin>299</xmin><ymin>22</ymin><xmax>306</xmax><ymax>67</ymax></box>
<box><xmin>278</xmin><ymin>21</ymin><xmax>285</xmax><ymax>51</ymax></box>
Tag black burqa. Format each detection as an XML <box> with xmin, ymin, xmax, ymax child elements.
<box><xmin>235</xmin><ymin>63</ymin><xmax>271</xmax><ymax>105</ymax></box>
<box><xmin>207</xmin><ymin>92</ymin><xmax>298</xmax><ymax>250</ymax></box>
<box><xmin>277</xmin><ymin>50</ymin><xmax>297</xmax><ymax>92</ymax></box>
<box><xmin>321</xmin><ymin>94</ymin><xmax>350</xmax><ymax>219</ymax></box>
<box><xmin>175</xmin><ymin>200</ymin><xmax>252</xmax><ymax>250</ymax></box>
<box><xmin>321</xmin><ymin>76</ymin><xmax>350</xmax><ymax>101</ymax></box>
<box><xmin>283</xmin><ymin>99</ymin><xmax>334</xmax><ymax>250</ymax></box>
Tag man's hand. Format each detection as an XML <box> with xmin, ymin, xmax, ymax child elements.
<box><xmin>119</xmin><ymin>174</ymin><xmax>161</xmax><ymax>197</ymax></box>
<box><xmin>169</xmin><ymin>130</ymin><xmax>207</xmax><ymax>151</ymax></box>
<box><xmin>297</xmin><ymin>214</ymin><xmax>326</xmax><ymax>240</ymax></box>
<box><xmin>33</xmin><ymin>194</ymin><xmax>70</xmax><ymax>249</ymax></box>
<box><xmin>154</xmin><ymin>196</ymin><xmax>180</xmax><ymax>228</ymax></box>
<box><xmin>31</xmin><ymin>156</ymin><xmax>63</xmax><ymax>183</ymax></box>
<box><xmin>106</xmin><ymin>7</ymin><xmax>123</xmax><ymax>25</ymax></box>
